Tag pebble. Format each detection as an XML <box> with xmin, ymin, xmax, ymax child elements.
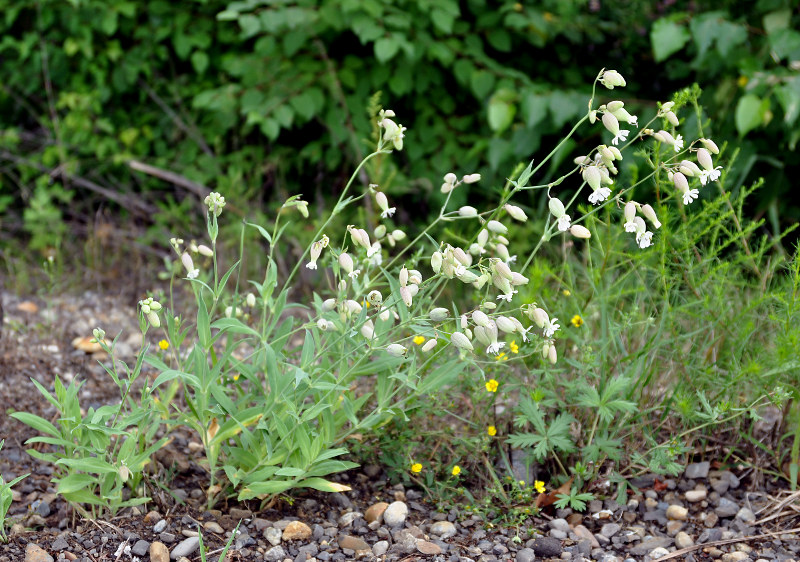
<box><xmin>264</xmin><ymin>545</ymin><xmax>287</xmax><ymax>562</ymax></box>
<box><xmin>533</xmin><ymin>536</ymin><xmax>563</xmax><ymax>557</ymax></box>
<box><xmin>675</xmin><ymin>531</ymin><xmax>695</xmax><ymax>548</ymax></box>
<box><xmin>132</xmin><ymin>540</ymin><xmax>150</xmax><ymax>556</ymax></box>
<box><xmin>153</xmin><ymin>519</ymin><xmax>167</xmax><ymax>533</ymax></box>
<box><xmin>517</xmin><ymin>547</ymin><xmax>536</xmax><ymax>562</ymax></box>
<box><xmin>650</xmin><ymin>547</ymin><xmax>670</xmax><ymax>559</ymax></box>
<box><xmin>721</xmin><ymin>552</ymin><xmax>751</xmax><ymax>562</ymax></box>
<box><xmin>430</xmin><ymin>520</ymin><xmax>457</xmax><ymax>538</ymax></box>
<box><xmin>417</xmin><ymin>540</ymin><xmax>442</xmax><ymax>555</ymax></box>
<box><xmin>202</xmin><ymin>521</ymin><xmax>224</xmax><ymax>533</ymax></box>
<box><xmin>666</xmin><ymin>505</ymin><xmax>689</xmax><ymax>520</ymax></box>
<box><xmin>685</xmin><ymin>462</ymin><xmax>711</xmax><ymax>479</ymax></box>
<box><xmin>364</xmin><ymin>502</ymin><xmax>389</xmax><ymax>523</ymax></box>
<box><xmin>149</xmin><ymin>542</ymin><xmax>169</xmax><ymax>562</ymax></box>
<box><xmin>373</xmin><ymin>540</ymin><xmax>389</xmax><ymax>556</ymax></box>
<box><xmin>629</xmin><ymin>537</ymin><xmax>673</xmax><ymax>556</ymax></box>
<box><xmin>686</xmin><ymin>490</ymin><xmax>708</xmax><ymax>502</ymax></box>
<box><xmin>736</xmin><ymin>507</ymin><xmax>756</xmax><ymax>523</ymax></box>
<box><xmin>283</xmin><ymin>521</ymin><xmax>312</xmax><ymax>541</ymax></box>
<box><xmin>24</xmin><ymin>543</ymin><xmax>54</xmax><ymax>562</ymax></box>
<box><xmin>51</xmin><ymin>536</ymin><xmax>69</xmax><ymax>551</ymax></box>
<box><xmin>383</xmin><ymin>501</ymin><xmax>409</xmax><ymax>527</ymax></box>
<box><xmin>264</xmin><ymin>526</ymin><xmax>282</xmax><ymax>545</ymax></box>
<box><xmin>550</xmin><ymin>518</ymin><xmax>571</xmax><ymax>533</ymax></box>
<box><xmin>170</xmin><ymin>536</ymin><xmax>199</xmax><ymax>559</ymax></box>
<box><xmin>716</xmin><ymin>498</ymin><xmax>740</xmax><ymax>518</ymax></box>
<box><xmin>338</xmin><ymin>535</ymin><xmax>369</xmax><ymax>551</ymax></box>
<box><xmin>573</xmin><ymin>524</ymin><xmax>600</xmax><ymax>548</ymax></box>
<box><xmin>601</xmin><ymin>523</ymin><xmax>621</xmax><ymax>538</ymax></box>
<box><xmin>338</xmin><ymin>511</ymin><xmax>362</xmax><ymax>527</ymax></box>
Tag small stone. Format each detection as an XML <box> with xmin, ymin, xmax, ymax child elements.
<box><xmin>338</xmin><ymin>512</ymin><xmax>363</xmax><ymax>527</ymax></box>
<box><xmin>684</xmin><ymin>462</ymin><xmax>710</xmax><ymax>479</ymax></box>
<box><xmin>417</xmin><ymin>540</ymin><xmax>442</xmax><ymax>555</ymax></box>
<box><xmin>601</xmin><ymin>523</ymin><xmax>621</xmax><ymax>538</ymax></box>
<box><xmin>550</xmin><ymin>529</ymin><xmax>568</xmax><ymax>540</ymax></box>
<box><xmin>373</xmin><ymin>540</ymin><xmax>389</xmax><ymax>556</ymax></box>
<box><xmin>573</xmin><ymin>525</ymin><xmax>600</xmax><ymax>548</ymax></box>
<box><xmin>629</xmin><ymin>537</ymin><xmax>673</xmax><ymax>556</ymax></box>
<box><xmin>533</xmin><ymin>536</ymin><xmax>563</xmax><ymax>557</ymax></box>
<box><xmin>159</xmin><ymin>532</ymin><xmax>176</xmax><ymax>544</ymax></box>
<box><xmin>736</xmin><ymin>507</ymin><xmax>756</xmax><ymax>523</ymax></box>
<box><xmin>202</xmin><ymin>521</ymin><xmax>224</xmax><ymax>534</ymax></box>
<box><xmin>51</xmin><ymin>537</ymin><xmax>69</xmax><ymax>551</ymax></box>
<box><xmin>144</xmin><ymin>510</ymin><xmax>162</xmax><ymax>524</ymax></box>
<box><xmin>283</xmin><ymin>521</ymin><xmax>312</xmax><ymax>541</ymax></box>
<box><xmin>383</xmin><ymin>501</ymin><xmax>409</xmax><ymax>527</ymax></box>
<box><xmin>715</xmin><ymin>498</ymin><xmax>739</xmax><ymax>518</ymax></box>
<box><xmin>132</xmin><ymin>540</ymin><xmax>150</xmax><ymax>556</ymax></box>
<box><xmin>264</xmin><ymin>527</ymin><xmax>282</xmax><ymax>546</ymax></box>
<box><xmin>228</xmin><ymin>508</ymin><xmax>252</xmax><ymax>520</ymax></box>
<box><xmin>517</xmin><ymin>547</ymin><xmax>536</xmax><ymax>562</ymax></box>
<box><xmin>549</xmin><ymin>518</ymin><xmax>571</xmax><ymax>533</ymax></box>
<box><xmin>339</xmin><ymin>535</ymin><xmax>369</xmax><ymax>551</ymax></box>
<box><xmin>675</xmin><ymin>532</ymin><xmax>694</xmax><ymax>549</ymax></box>
<box><xmin>666</xmin><ymin>505</ymin><xmax>689</xmax><ymax>521</ymax></box>
<box><xmin>149</xmin><ymin>542</ymin><xmax>170</xmax><ymax>562</ymax></box>
<box><xmin>364</xmin><ymin>502</ymin><xmax>389</xmax><ymax>523</ymax></box>
<box><xmin>264</xmin><ymin>545</ymin><xmax>287</xmax><ymax>562</ymax></box>
<box><xmin>24</xmin><ymin>543</ymin><xmax>54</xmax><ymax>562</ymax></box>
<box><xmin>721</xmin><ymin>552</ymin><xmax>750</xmax><ymax>562</ymax></box>
<box><xmin>698</xmin><ymin>528</ymin><xmax>723</xmax><ymax>543</ymax></box>
<box><xmin>686</xmin><ymin>490</ymin><xmax>707</xmax><ymax>502</ymax></box>
<box><xmin>666</xmin><ymin>520</ymin><xmax>685</xmax><ymax>535</ymax></box>
<box><xmin>650</xmin><ymin>547</ymin><xmax>670</xmax><ymax>559</ymax></box>
<box><xmin>430</xmin><ymin>521</ymin><xmax>457</xmax><ymax>539</ymax></box>
<box><xmin>153</xmin><ymin>519</ymin><xmax>167</xmax><ymax>533</ymax></box>
<box><xmin>704</xmin><ymin>512</ymin><xmax>719</xmax><ymax>528</ymax></box>
<box><xmin>170</xmin><ymin>537</ymin><xmax>199</xmax><ymax>559</ymax></box>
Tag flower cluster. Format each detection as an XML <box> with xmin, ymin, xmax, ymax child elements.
<box><xmin>139</xmin><ymin>297</ymin><xmax>162</xmax><ymax>328</ymax></box>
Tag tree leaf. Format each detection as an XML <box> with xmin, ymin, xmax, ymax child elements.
<box><xmin>651</xmin><ymin>19</ymin><xmax>690</xmax><ymax>62</ymax></box>
<box><xmin>735</xmin><ymin>94</ymin><xmax>764</xmax><ymax>136</ymax></box>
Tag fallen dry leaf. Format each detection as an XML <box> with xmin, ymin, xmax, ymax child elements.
<box><xmin>17</xmin><ymin>301</ymin><xmax>39</xmax><ymax>314</ymax></box>
<box><xmin>535</xmin><ymin>476</ymin><xmax>574</xmax><ymax>509</ymax></box>
<box><xmin>71</xmin><ymin>335</ymin><xmax>108</xmax><ymax>353</ymax></box>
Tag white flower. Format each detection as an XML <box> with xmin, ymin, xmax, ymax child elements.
<box><xmin>636</xmin><ymin>231</ymin><xmax>654</xmax><ymax>249</ymax></box>
<box><xmin>612</xmin><ymin>129</ymin><xmax>629</xmax><ymax>146</ymax></box>
<box><xmin>682</xmin><ymin>189</ymin><xmax>700</xmax><ymax>205</ymax></box>
<box><xmin>496</xmin><ymin>291</ymin><xmax>517</xmax><ymax>302</ymax></box>
<box><xmin>588</xmin><ymin>187</ymin><xmax>612</xmax><ymax>204</ymax></box>
<box><xmin>673</xmin><ymin>134</ymin><xmax>684</xmax><ymax>152</ymax></box>
<box><xmin>375</xmin><ymin>192</ymin><xmax>396</xmax><ymax>218</ymax></box>
<box><xmin>699</xmin><ymin>167</ymin><xmax>723</xmax><ymax>185</ymax></box>
<box><xmin>349</xmin><ymin>269</ymin><xmax>361</xmax><ymax>279</ymax></box>
<box><xmin>641</xmin><ymin>204</ymin><xmax>661</xmax><ymax>229</ymax></box>
<box><xmin>543</xmin><ymin>317</ymin><xmax>560</xmax><ymax>338</ymax></box>
<box><xmin>600</xmin><ymin>69</ymin><xmax>626</xmax><ymax>89</ymax></box>
<box><xmin>487</xmin><ymin>341</ymin><xmax>505</xmax><ymax>355</ymax></box>
<box><xmin>557</xmin><ymin>215</ymin><xmax>572</xmax><ymax>232</ymax></box>
<box><xmin>204</xmin><ymin>192</ymin><xmax>226</xmax><ymax>216</ymax></box>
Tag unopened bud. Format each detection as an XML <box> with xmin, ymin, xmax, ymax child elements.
<box><xmin>570</xmin><ymin>225</ymin><xmax>592</xmax><ymax>239</ymax></box>
<box><xmin>504</xmin><ymin>204</ymin><xmax>528</xmax><ymax>222</ymax></box>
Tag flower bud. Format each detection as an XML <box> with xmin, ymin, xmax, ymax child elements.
<box><xmin>367</xmin><ymin>290</ymin><xmax>383</xmax><ymax>306</ymax></box>
<box><xmin>493</xmin><ymin>259</ymin><xmax>514</xmax><ymax>281</ymax></box>
<box><xmin>487</xmin><ymin>220</ymin><xmax>508</xmax><ymax>235</ymax></box>
<box><xmin>92</xmin><ymin>328</ymin><xmax>106</xmax><ymax>342</ymax></box>
<box><xmin>450</xmin><ymin>332</ymin><xmax>474</xmax><ymax>351</ymax></box>
<box><xmin>322</xmin><ymin>298</ymin><xmax>337</xmax><ymax>312</ymax></box>
<box><xmin>606</xmin><ymin>100</ymin><xmax>624</xmax><ymax>112</ymax></box>
<box><xmin>665</xmin><ymin>111</ymin><xmax>679</xmax><ymax>126</ymax></box>
<box><xmin>452</xmin><ymin>246</ymin><xmax>471</xmax><ymax>267</ymax></box>
<box><xmin>549</xmin><ymin>198</ymin><xmax>565</xmax><ymax>218</ymax></box>
<box><xmin>147</xmin><ymin>311</ymin><xmax>161</xmax><ymax>328</ymax></box>
<box><xmin>700</xmin><ymin>138</ymin><xmax>719</xmax><ymax>154</ymax></box>
<box><xmin>582</xmin><ymin>166</ymin><xmax>602</xmax><ymax>191</ymax></box>
<box><xmin>624</xmin><ymin>201</ymin><xmax>637</xmax><ymax>224</ymax></box>
<box><xmin>495</xmin><ymin>243</ymin><xmax>510</xmax><ymax>262</ymax></box>
<box><xmin>360</xmin><ymin>320</ymin><xmax>375</xmax><ymax>340</ymax></box>
<box><xmin>492</xmin><ymin>274</ymin><xmax>512</xmax><ymax>295</ymax></box>
<box><xmin>430</xmin><ymin>308</ymin><xmax>449</xmax><ymax>321</ymax></box>
<box><xmin>600</xmin><ymin>69</ymin><xmax>626</xmax><ymax>89</ymax></box>
<box><xmin>482</xmin><ymin>302</ymin><xmax>497</xmax><ymax>310</ymax></box>
<box><xmin>602</xmin><ymin>112</ymin><xmax>620</xmax><ymax>135</ymax></box>
<box><xmin>473</xmin><ymin>326</ymin><xmax>491</xmax><ymax>347</ymax></box>
<box><xmin>431</xmin><ymin>251</ymin><xmax>443</xmax><ymax>273</ymax></box>
<box><xmin>696</xmin><ymin>148</ymin><xmax>714</xmax><ymax>171</ymax></box>
<box><xmin>399</xmin><ymin>266</ymin><xmax>409</xmax><ymax>287</ymax></box>
<box><xmin>458</xmin><ymin>206</ymin><xmax>478</xmax><ymax>217</ymax></box>
<box><xmin>477</xmin><ymin>229</ymin><xmax>489</xmax><ymax>248</ymax></box>
<box><xmin>460</xmin><ymin>314</ymin><xmax>468</xmax><ymax>329</ymax></box>
<box><xmin>338</xmin><ymin>253</ymin><xmax>354</xmax><ymax>275</ymax></box>
<box><xmin>197</xmin><ymin>244</ymin><xmax>214</xmax><ymax>257</ymax></box>
<box><xmin>495</xmin><ymin>316</ymin><xmax>516</xmax><ymax>333</ymax></box>
<box><xmin>457</xmin><ymin>269</ymin><xmax>479</xmax><ymax>283</ymax></box>
<box><xmin>504</xmin><ymin>204</ymin><xmax>528</xmax><ymax>222</ymax></box>
<box><xmin>472</xmin><ymin>310</ymin><xmax>491</xmax><ymax>327</ymax></box>
<box><xmin>462</xmin><ymin>173</ymin><xmax>481</xmax><ymax>184</ymax></box>
<box><xmin>510</xmin><ymin>272</ymin><xmax>529</xmax><ymax>286</ymax></box>
<box><xmin>640</xmin><ymin>204</ymin><xmax>661</xmax><ymax>229</ymax></box>
<box><xmin>422</xmin><ymin>339</ymin><xmax>437</xmax><ymax>352</ymax></box>
<box><xmin>672</xmin><ymin>172</ymin><xmax>689</xmax><ymax>194</ymax></box>
<box><xmin>386</xmin><ymin>344</ymin><xmax>407</xmax><ymax>357</ymax></box>
<box><xmin>570</xmin><ymin>225</ymin><xmax>591</xmax><ymax>239</ymax></box>
<box><xmin>374</xmin><ymin>224</ymin><xmax>387</xmax><ymax>239</ymax></box>
<box><xmin>391</xmin><ymin>229</ymin><xmax>406</xmax><ymax>241</ymax></box>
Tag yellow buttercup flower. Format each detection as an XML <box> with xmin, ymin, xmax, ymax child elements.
<box><xmin>562</xmin><ymin>289</ymin><xmax>571</xmax><ymax>296</ymax></box>
<box><xmin>487</xmin><ymin>425</ymin><xmax>497</xmax><ymax>436</ymax></box>
<box><xmin>495</xmin><ymin>352</ymin><xmax>508</xmax><ymax>362</ymax></box>
<box><xmin>410</xmin><ymin>463</ymin><xmax>422</xmax><ymax>474</ymax></box>
<box><xmin>485</xmin><ymin>379</ymin><xmax>499</xmax><ymax>393</ymax></box>
<box><xmin>451</xmin><ymin>465</ymin><xmax>461</xmax><ymax>476</ymax></box>
<box><xmin>510</xmin><ymin>340</ymin><xmax>519</xmax><ymax>354</ymax></box>
<box><xmin>534</xmin><ymin>480</ymin><xmax>546</xmax><ymax>493</ymax></box>
<box><xmin>571</xmin><ymin>314</ymin><xmax>583</xmax><ymax>327</ymax></box>
<box><xmin>413</xmin><ymin>335</ymin><xmax>425</xmax><ymax>345</ymax></box>
<box><xmin>158</xmin><ymin>339</ymin><xmax>169</xmax><ymax>350</ymax></box>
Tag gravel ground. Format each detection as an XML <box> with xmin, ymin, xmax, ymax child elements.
<box><xmin>1</xmin><ymin>293</ymin><xmax>799</xmax><ymax>562</ymax></box>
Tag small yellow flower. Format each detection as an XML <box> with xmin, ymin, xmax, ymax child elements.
<box><xmin>158</xmin><ymin>339</ymin><xmax>169</xmax><ymax>350</ymax></box>
<box><xmin>495</xmin><ymin>352</ymin><xmax>508</xmax><ymax>362</ymax></box>
<box><xmin>451</xmin><ymin>465</ymin><xmax>461</xmax><ymax>476</ymax></box>
<box><xmin>737</xmin><ymin>75</ymin><xmax>748</xmax><ymax>88</ymax></box>
<box><xmin>485</xmin><ymin>379</ymin><xmax>499</xmax><ymax>393</ymax></box>
<box><xmin>510</xmin><ymin>340</ymin><xmax>519</xmax><ymax>354</ymax></box>
<box><xmin>233</xmin><ymin>373</ymin><xmax>241</xmax><ymax>381</ymax></box>
<box><xmin>562</xmin><ymin>289</ymin><xmax>571</xmax><ymax>296</ymax></box>
<box><xmin>571</xmin><ymin>314</ymin><xmax>583</xmax><ymax>328</ymax></box>
<box><xmin>518</xmin><ymin>480</ymin><xmax>525</xmax><ymax>486</ymax></box>
<box><xmin>534</xmin><ymin>480</ymin><xmax>546</xmax><ymax>493</ymax></box>
<box><xmin>487</xmin><ymin>425</ymin><xmax>497</xmax><ymax>437</ymax></box>
<box><xmin>413</xmin><ymin>335</ymin><xmax>425</xmax><ymax>345</ymax></box>
<box><xmin>411</xmin><ymin>463</ymin><xmax>422</xmax><ymax>474</ymax></box>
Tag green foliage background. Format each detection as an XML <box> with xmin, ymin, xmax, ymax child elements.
<box><xmin>0</xmin><ymin>0</ymin><xmax>798</xmax><ymax>257</ymax></box>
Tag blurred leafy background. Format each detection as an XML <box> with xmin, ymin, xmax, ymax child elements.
<box><xmin>0</xmin><ymin>0</ymin><xmax>798</xmax><ymax>285</ymax></box>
